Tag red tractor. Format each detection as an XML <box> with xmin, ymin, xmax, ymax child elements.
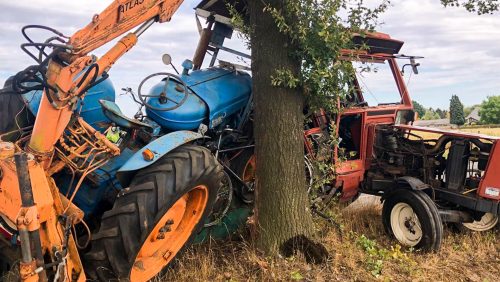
<box><xmin>298</xmin><ymin>32</ymin><xmax>499</xmax><ymax>250</ymax></box>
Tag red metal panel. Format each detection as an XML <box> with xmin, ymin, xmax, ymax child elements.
<box><xmin>478</xmin><ymin>142</ymin><xmax>500</xmax><ymax>201</ymax></box>
<box><xmin>364</xmin><ymin>124</ymin><xmax>376</xmax><ymax>169</ymax></box>
<box><xmin>337</xmin><ymin>170</ymin><xmax>364</xmax><ymax>201</ymax></box>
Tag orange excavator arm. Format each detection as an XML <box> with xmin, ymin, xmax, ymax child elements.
<box><xmin>2</xmin><ymin>2</ymin><xmax>186</xmax><ymax>281</ymax></box>
<box><xmin>28</xmin><ymin>0</ymin><xmax>184</xmax><ymax>158</ymax></box>
<box><xmin>70</xmin><ymin>0</ymin><xmax>183</xmax><ymax>56</ymax></box>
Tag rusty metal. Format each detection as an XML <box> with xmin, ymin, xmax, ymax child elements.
<box><xmin>51</xmin><ymin>117</ymin><xmax>118</xmax><ymax>178</ymax></box>
<box><xmin>0</xmin><ymin>125</ymin><xmax>33</xmax><ymax>142</ymax></box>
<box><xmin>0</xmin><ymin>142</ymin><xmax>15</xmax><ymax>159</ymax></box>
<box><xmin>14</xmin><ymin>153</ymin><xmax>46</xmax><ymax>281</ymax></box>
<box><xmin>14</xmin><ymin>153</ymin><xmax>35</xmax><ymax>207</ymax></box>
<box><xmin>192</xmin><ymin>21</ymin><xmax>214</xmax><ymax>70</ymax></box>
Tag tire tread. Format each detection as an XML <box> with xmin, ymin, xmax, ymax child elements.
<box><xmin>84</xmin><ymin>144</ymin><xmax>222</xmax><ymax>280</ymax></box>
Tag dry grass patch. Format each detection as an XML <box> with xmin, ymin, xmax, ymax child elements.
<box><xmin>161</xmin><ymin>197</ymin><xmax>499</xmax><ymax>281</ymax></box>
<box><xmin>459</xmin><ymin>127</ymin><xmax>500</xmax><ymax>137</ymax></box>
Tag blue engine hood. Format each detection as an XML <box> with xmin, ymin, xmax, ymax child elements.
<box><xmin>146</xmin><ymin>67</ymin><xmax>252</xmax><ymax>130</ymax></box>
<box><xmin>22</xmin><ymin>78</ymin><xmax>115</xmax><ymax>131</ymax></box>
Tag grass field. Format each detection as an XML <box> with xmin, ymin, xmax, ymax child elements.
<box><xmin>161</xmin><ymin>199</ymin><xmax>499</xmax><ymax>282</ymax></box>
<box><xmin>460</xmin><ymin>127</ymin><xmax>500</xmax><ymax>137</ymax></box>
<box><xmin>411</xmin><ymin>126</ymin><xmax>500</xmax><ymax>140</ymax></box>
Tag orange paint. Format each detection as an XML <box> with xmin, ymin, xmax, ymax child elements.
<box><xmin>130</xmin><ymin>185</ymin><xmax>208</xmax><ymax>282</ymax></box>
<box><xmin>70</xmin><ymin>0</ymin><xmax>183</xmax><ymax>56</ymax></box>
<box><xmin>142</xmin><ymin>149</ymin><xmax>155</xmax><ymax>161</ymax></box>
<box><xmin>28</xmin><ymin>91</ymin><xmax>73</xmax><ymax>156</ymax></box>
<box><xmin>27</xmin><ymin>0</ymin><xmax>184</xmax><ymax>158</ymax></box>
<box><xmin>0</xmin><ymin>156</ymin><xmax>86</xmax><ymax>281</ymax></box>
<box><xmin>243</xmin><ymin>156</ymin><xmax>256</xmax><ymax>183</ymax></box>
<box><xmin>2</xmin><ymin>1</ymin><xmax>187</xmax><ymax>280</ymax></box>
<box><xmin>0</xmin><ymin>156</ymin><xmax>54</xmax><ymax>224</ymax></box>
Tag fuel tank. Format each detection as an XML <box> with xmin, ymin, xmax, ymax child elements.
<box><xmin>145</xmin><ymin>67</ymin><xmax>252</xmax><ymax>131</ymax></box>
<box><xmin>21</xmin><ymin>77</ymin><xmax>115</xmax><ymax>131</ymax></box>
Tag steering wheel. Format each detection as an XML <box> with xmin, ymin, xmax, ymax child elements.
<box><xmin>138</xmin><ymin>72</ymin><xmax>189</xmax><ymax>111</ymax></box>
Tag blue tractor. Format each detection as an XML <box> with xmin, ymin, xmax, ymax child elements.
<box><xmin>0</xmin><ymin>5</ymin><xmax>255</xmax><ymax>280</ymax></box>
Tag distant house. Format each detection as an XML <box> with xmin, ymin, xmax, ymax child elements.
<box><xmin>466</xmin><ymin>108</ymin><xmax>480</xmax><ymax>125</ymax></box>
<box><xmin>414</xmin><ymin>118</ymin><xmax>451</xmax><ymax>128</ymax></box>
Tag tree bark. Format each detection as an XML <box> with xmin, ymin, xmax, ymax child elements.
<box><xmin>249</xmin><ymin>0</ymin><xmax>315</xmax><ymax>254</ymax></box>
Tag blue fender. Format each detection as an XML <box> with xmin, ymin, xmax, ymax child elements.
<box><xmin>116</xmin><ymin>130</ymin><xmax>204</xmax><ymax>186</ymax></box>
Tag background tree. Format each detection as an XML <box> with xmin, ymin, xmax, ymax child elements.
<box><xmin>422</xmin><ymin>108</ymin><xmax>440</xmax><ymax>120</ymax></box>
<box><xmin>464</xmin><ymin>104</ymin><xmax>480</xmax><ymax>117</ymax></box>
<box><xmin>479</xmin><ymin>96</ymin><xmax>500</xmax><ymax>124</ymax></box>
<box><xmin>450</xmin><ymin>94</ymin><xmax>466</xmax><ymax>125</ymax></box>
<box><xmin>247</xmin><ymin>0</ymin><xmax>388</xmax><ymax>258</ymax></box>
<box><xmin>435</xmin><ymin>108</ymin><xmax>447</xmax><ymax>119</ymax></box>
<box><xmin>440</xmin><ymin>0</ymin><xmax>499</xmax><ymax>14</ymax></box>
<box><xmin>412</xmin><ymin>100</ymin><xmax>426</xmax><ymax>119</ymax></box>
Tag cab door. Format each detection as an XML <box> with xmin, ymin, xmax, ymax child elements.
<box><xmin>334</xmin><ymin>112</ymin><xmax>365</xmax><ymax>201</ymax></box>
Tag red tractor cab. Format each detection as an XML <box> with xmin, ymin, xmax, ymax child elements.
<box><xmin>305</xmin><ymin>32</ymin><xmax>499</xmax><ymax>250</ymax></box>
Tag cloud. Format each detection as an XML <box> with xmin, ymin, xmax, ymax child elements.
<box><xmin>380</xmin><ymin>0</ymin><xmax>500</xmax><ymax>107</ymax></box>
<box><xmin>0</xmin><ymin>0</ymin><xmax>499</xmax><ymax>113</ymax></box>
<box><xmin>0</xmin><ymin>0</ymin><xmax>216</xmax><ymax>115</ymax></box>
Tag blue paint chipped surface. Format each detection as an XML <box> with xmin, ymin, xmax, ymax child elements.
<box><xmin>118</xmin><ymin>130</ymin><xmax>203</xmax><ymax>173</ymax></box>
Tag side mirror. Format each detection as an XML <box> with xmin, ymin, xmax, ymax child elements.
<box><xmin>410</xmin><ymin>58</ymin><xmax>420</xmax><ymax>75</ymax></box>
<box><xmin>401</xmin><ymin>58</ymin><xmax>420</xmax><ymax>75</ymax></box>
<box><xmin>162</xmin><ymin>54</ymin><xmax>172</xmax><ymax>66</ymax></box>
<box><xmin>161</xmin><ymin>54</ymin><xmax>179</xmax><ymax>74</ymax></box>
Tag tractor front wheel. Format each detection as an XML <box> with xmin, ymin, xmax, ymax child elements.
<box><xmin>84</xmin><ymin>144</ymin><xmax>222</xmax><ymax>281</ymax></box>
<box><xmin>382</xmin><ymin>189</ymin><xmax>443</xmax><ymax>251</ymax></box>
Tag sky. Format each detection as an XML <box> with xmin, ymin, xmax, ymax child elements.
<box><xmin>0</xmin><ymin>0</ymin><xmax>499</xmax><ymax>115</ymax></box>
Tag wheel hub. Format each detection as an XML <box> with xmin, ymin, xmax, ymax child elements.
<box><xmin>390</xmin><ymin>202</ymin><xmax>423</xmax><ymax>247</ymax></box>
<box><xmin>130</xmin><ymin>185</ymin><xmax>208</xmax><ymax>282</ymax></box>
<box><xmin>463</xmin><ymin>213</ymin><xmax>498</xmax><ymax>232</ymax></box>
<box><xmin>404</xmin><ymin>217</ymin><xmax>417</xmax><ymax>235</ymax></box>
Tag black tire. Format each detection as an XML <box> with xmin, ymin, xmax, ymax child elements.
<box><xmin>203</xmin><ymin>170</ymin><xmax>233</xmax><ymax>227</ymax></box>
<box><xmin>414</xmin><ymin>190</ymin><xmax>443</xmax><ymax>250</ymax></box>
<box><xmin>382</xmin><ymin>189</ymin><xmax>442</xmax><ymax>251</ymax></box>
<box><xmin>0</xmin><ymin>246</ymin><xmax>20</xmax><ymax>282</ymax></box>
<box><xmin>84</xmin><ymin>144</ymin><xmax>222</xmax><ymax>281</ymax></box>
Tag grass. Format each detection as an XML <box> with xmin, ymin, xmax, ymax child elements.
<box><xmin>161</xmin><ymin>198</ymin><xmax>499</xmax><ymax>281</ymax></box>
<box><xmin>411</xmin><ymin>126</ymin><xmax>500</xmax><ymax>140</ymax></box>
<box><xmin>459</xmin><ymin>127</ymin><xmax>500</xmax><ymax>137</ymax></box>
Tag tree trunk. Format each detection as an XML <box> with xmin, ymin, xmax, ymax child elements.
<box><xmin>249</xmin><ymin>0</ymin><xmax>315</xmax><ymax>254</ymax></box>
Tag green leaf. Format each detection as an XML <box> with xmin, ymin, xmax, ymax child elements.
<box><xmin>290</xmin><ymin>270</ymin><xmax>304</xmax><ymax>280</ymax></box>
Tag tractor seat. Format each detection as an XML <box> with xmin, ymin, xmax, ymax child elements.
<box><xmin>99</xmin><ymin>100</ymin><xmax>153</xmax><ymax>132</ymax></box>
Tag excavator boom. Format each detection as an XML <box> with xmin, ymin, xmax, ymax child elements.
<box><xmin>27</xmin><ymin>0</ymin><xmax>184</xmax><ymax>157</ymax></box>
<box><xmin>0</xmin><ymin>1</ymin><xmax>186</xmax><ymax>281</ymax></box>
<box><xmin>70</xmin><ymin>0</ymin><xmax>183</xmax><ymax>56</ymax></box>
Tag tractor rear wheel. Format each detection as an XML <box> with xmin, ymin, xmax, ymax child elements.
<box><xmin>382</xmin><ymin>189</ymin><xmax>443</xmax><ymax>251</ymax></box>
<box><xmin>230</xmin><ymin>149</ymin><xmax>256</xmax><ymax>204</ymax></box>
<box><xmin>84</xmin><ymin>144</ymin><xmax>222</xmax><ymax>281</ymax></box>
<box><xmin>231</xmin><ymin>151</ymin><xmax>315</xmax><ymax>205</ymax></box>
<box><xmin>462</xmin><ymin>213</ymin><xmax>498</xmax><ymax>232</ymax></box>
